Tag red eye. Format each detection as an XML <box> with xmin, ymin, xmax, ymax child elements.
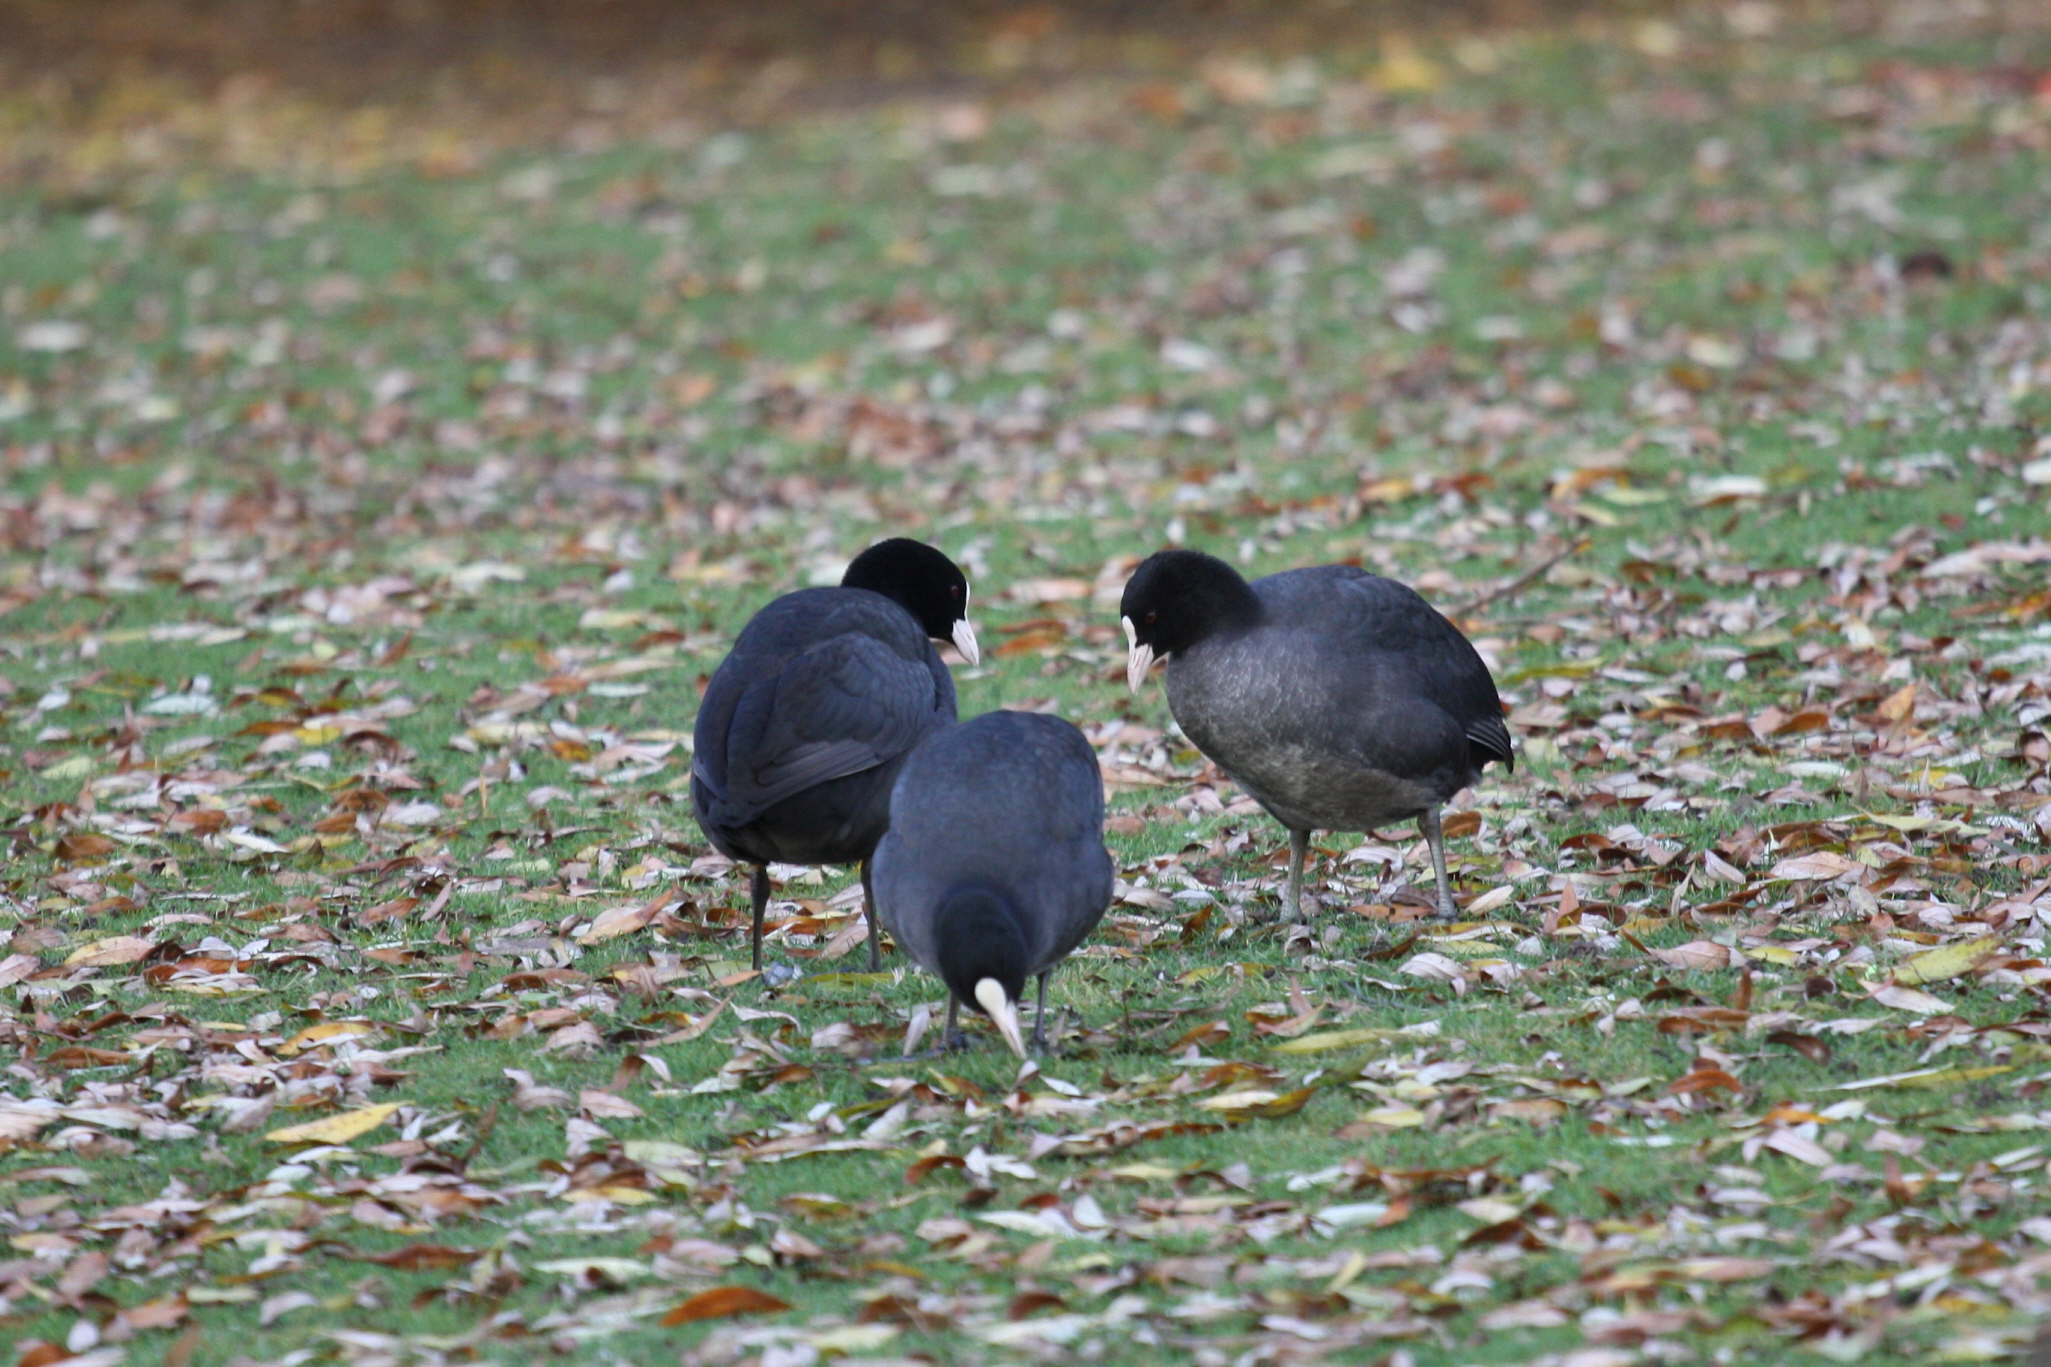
<box><xmin>1145</xmin><ymin>610</ymin><xmax>1157</xmax><ymax>625</ymax></box>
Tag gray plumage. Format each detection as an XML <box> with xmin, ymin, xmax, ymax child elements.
<box><xmin>872</xmin><ymin>710</ymin><xmax>1114</xmax><ymax>1053</ymax></box>
<box><xmin>1121</xmin><ymin>550</ymin><xmax>1511</xmax><ymax>920</ymax></box>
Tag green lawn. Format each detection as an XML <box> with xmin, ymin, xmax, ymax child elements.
<box><xmin>4</xmin><ymin>3</ymin><xmax>2051</xmax><ymax>1363</ymax></box>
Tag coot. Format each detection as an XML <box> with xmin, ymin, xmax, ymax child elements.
<box><xmin>1120</xmin><ymin>548</ymin><xmax>1509</xmax><ymax>920</ymax></box>
<box><xmin>872</xmin><ymin>710</ymin><xmax>1114</xmax><ymax>1056</ymax></box>
<box><xmin>691</xmin><ymin>539</ymin><xmax>980</xmax><ymax>968</ymax></box>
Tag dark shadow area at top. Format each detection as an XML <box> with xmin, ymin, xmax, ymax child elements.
<box><xmin>2</xmin><ymin>0</ymin><xmax>1709</xmax><ymax>111</ymax></box>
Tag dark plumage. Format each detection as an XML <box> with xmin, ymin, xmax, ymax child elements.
<box><xmin>1119</xmin><ymin>548</ymin><xmax>1511</xmax><ymax>921</ymax></box>
<box><xmin>872</xmin><ymin>710</ymin><xmax>1115</xmax><ymax>1056</ymax></box>
<box><xmin>691</xmin><ymin>539</ymin><xmax>980</xmax><ymax>969</ymax></box>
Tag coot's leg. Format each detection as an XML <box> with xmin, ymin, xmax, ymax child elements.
<box><xmin>1419</xmin><ymin>805</ymin><xmax>1457</xmax><ymax>918</ymax></box>
<box><xmin>860</xmin><ymin>860</ymin><xmax>881</xmax><ymax>970</ymax></box>
<box><xmin>1285</xmin><ymin>828</ymin><xmax>1311</xmax><ymax>922</ymax></box>
<box><xmin>943</xmin><ymin>994</ymin><xmax>967</xmax><ymax>1052</ymax></box>
<box><xmin>750</xmin><ymin>864</ymin><xmax>770</xmax><ymax>971</ymax></box>
<box><xmin>1031</xmin><ymin>971</ymin><xmax>1050</xmax><ymax>1052</ymax></box>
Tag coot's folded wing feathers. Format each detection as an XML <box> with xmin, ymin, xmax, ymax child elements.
<box><xmin>710</xmin><ymin>633</ymin><xmax>946</xmax><ymax>826</ymax></box>
<box><xmin>1021</xmin><ymin>717</ymin><xmax>1113</xmax><ymax>967</ymax></box>
<box><xmin>1028</xmin><ymin>839</ymin><xmax>1114</xmax><ymax>972</ymax></box>
<box><xmin>1258</xmin><ymin>567</ymin><xmax>1513</xmax><ymax>772</ymax></box>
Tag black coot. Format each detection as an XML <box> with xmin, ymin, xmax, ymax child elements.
<box><xmin>872</xmin><ymin>710</ymin><xmax>1114</xmax><ymax>1056</ymax></box>
<box><xmin>691</xmin><ymin>539</ymin><xmax>980</xmax><ymax>969</ymax></box>
<box><xmin>1119</xmin><ymin>548</ymin><xmax>1510</xmax><ymax>920</ymax></box>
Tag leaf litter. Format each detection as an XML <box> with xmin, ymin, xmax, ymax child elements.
<box><xmin>4</xmin><ymin>0</ymin><xmax>2051</xmax><ymax>1363</ymax></box>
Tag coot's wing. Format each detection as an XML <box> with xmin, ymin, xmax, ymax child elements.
<box><xmin>1018</xmin><ymin>718</ymin><xmax>1116</xmax><ymax>970</ymax></box>
<box><xmin>870</xmin><ymin>825</ymin><xmax>948</xmax><ymax>974</ymax></box>
<box><xmin>1265</xmin><ymin>567</ymin><xmax>1513</xmax><ymax>773</ymax></box>
<box><xmin>695</xmin><ymin>633</ymin><xmax>947</xmax><ymax>828</ymax></box>
<box><xmin>1028</xmin><ymin>838</ymin><xmax>1114</xmax><ymax>973</ymax></box>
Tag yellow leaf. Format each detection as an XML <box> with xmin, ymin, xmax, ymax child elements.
<box><xmin>1355</xmin><ymin>1105</ymin><xmax>1427</xmax><ymax>1129</ymax></box>
<box><xmin>1369</xmin><ymin>37</ymin><xmax>1443</xmax><ymax>93</ymax></box>
<box><xmin>63</xmin><ymin>935</ymin><xmax>155</xmax><ymax>967</ymax></box>
<box><xmin>1895</xmin><ymin>936</ymin><xmax>2000</xmax><ymax>987</ymax></box>
<box><xmin>1197</xmin><ymin>1089</ymin><xmax>1279</xmax><ymax>1112</ymax></box>
<box><xmin>265</xmin><ymin>1101</ymin><xmax>402</xmax><ymax>1145</ymax></box>
<box><xmin>1107</xmin><ymin>1163</ymin><xmax>1182</xmax><ymax>1182</ymax></box>
<box><xmin>1424</xmin><ymin>937</ymin><xmax>1509</xmax><ymax>960</ymax></box>
<box><xmin>806</xmin><ymin>1326</ymin><xmax>900</xmax><ymax>1353</ymax></box>
<box><xmin>1876</xmin><ymin>682</ymin><xmax>1917</xmax><ymax>723</ymax></box>
<box><xmin>1835</xmin><ymin>1064</ymin><xmax>2015</xmax><ymax>1092</ymax></box>
<box><xmin>1741</xmin><ymin>945</ymin><xmax>1798</xmax><ymax>966</ymax></box>
<box><xmin>277</xmin><ymin>1022</ymin><xmax>378</xmax><ymax>1056</ymax></box>
<box><xmin>1196</xmin><ymin>1087</ymin><xmax>1317</xmax><ymax>1120</ymax></box>
<box><xmin>1271</xmin><ymin>1027</ymin><xmax>1403</xmax><ymax>1054</ymax></box>
<box><xmin>806</xmin><ymin>972</ymin><xmax>896</xmax><ymax>988</ymax></box>
<box><xmin>563</xmin><ymin>1185</ymin><xmax>657</xmax><ymax>1205</ymax></box>
<box><xmin>1887</xmin><ymin>1064</ymin><xmax>2015</xmax><ymax>1090</ymax></box>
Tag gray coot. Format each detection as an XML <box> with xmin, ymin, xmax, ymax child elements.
<box><xmin>1119</xmin><ymin>548</ymin><xmax>1511</xmax><ymax>920</ymax></box>
<box><xmin>691</xmin><ymin>539</ymin><xmax>980</xmax><ymax>970</ymax></box>
<box><xmin>871</xmin><ymin>710</ymin><xmax>1115</xmax><ymax>1057</ymax></box>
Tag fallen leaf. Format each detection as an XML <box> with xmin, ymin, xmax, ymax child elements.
<box><xmin>660</xmin><ymin>1286</ymin><xmax>792</xmax><ymax>1326</ymax></box>
<box><xmin>62</xmin><ymin>935</ymin><xmax>155</xmax><ymax>967</ymax></box>
<box><xmin>264</xmin><ymin>1102</ymin><xmax>403</xmax><ymax>1146</ymax></box>
<box><xmin>1893</xmin><ymin>936</ymin><xmax>2000</xmax><ymax>987</ymax></box>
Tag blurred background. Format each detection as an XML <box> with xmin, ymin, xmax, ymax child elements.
<box><xmin>3</xmin><ymin>0</ymin><xmax>1839</xmax><ymax>187</ymax></box>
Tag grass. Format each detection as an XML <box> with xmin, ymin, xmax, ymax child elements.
<box><xmin>4</xmin><ymin>2</ymin><xmax>2051</xmax><ymax>1363</ymax></box>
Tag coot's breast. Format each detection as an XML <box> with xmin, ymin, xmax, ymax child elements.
<box><xmin>1165</xmin><ymin>627</ymin><xmax>1471</xmax><ymax>833</ymax></box>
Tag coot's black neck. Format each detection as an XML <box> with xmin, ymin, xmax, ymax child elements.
<box><xmin>1166</xmin><ymin>574</ymin><xmax>1263</xmax><ymax>654</ymax></box>
<box><xmin>932</xmin><ymin>884</ymin><xmax>1028</xmax><ymax>1009</ymax></box>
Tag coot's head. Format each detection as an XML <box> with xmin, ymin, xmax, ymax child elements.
<box><xmin>1118</xmin><ymin>548</ymin><xmax>1260</xmax><ymax>692</ymax></box>
<box><xmin>842</xmin><ymin>538</ymin><xmax>980</xmax><ymax>665</ymax></box>
<box><xmin>932</xmin><ymin>885</ymin><xmax>1028</xmax><ymax>1057</ymax></box>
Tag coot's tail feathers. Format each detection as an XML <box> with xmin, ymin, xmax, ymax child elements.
<box><xmin>1465</xmin><ymin>714</ymin><xmax>1515</xmax><ymax>773</ymax></box>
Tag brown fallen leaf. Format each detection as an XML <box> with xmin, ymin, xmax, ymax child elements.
<box><xmin>358</xmin><ymin>1244</ymin><xmax>482</xmax><ymax>1270</ymax></box>
<box><xmin>111</xmin><ymin>1293</ymin><xmax>188</xmax><ymax>1334</ymax></box>
<box><xmin>1768</xmin><ymin>852</ymin><xmax>1859</xmax><ymax>881</ymax></box>
<box><xmin>54</xmin><ymin>832</ymin><xmax>117</xmax><ymax>862</ymax></box>
<box><xmin>1765</xmin><ymin>1030</ymin><xmax>1832</xmax><ymax>1064</ymax></box>
<box><xmin>659</xmin><ymin>1285</ymin><xmax>792</xmax><ymax>1326</ymax></box>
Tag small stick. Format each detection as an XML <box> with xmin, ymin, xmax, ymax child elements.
<box><xmin>1456</xmin><ymin>537</ymin><xmax>1591</xmax><ymax>616</ymax></box>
